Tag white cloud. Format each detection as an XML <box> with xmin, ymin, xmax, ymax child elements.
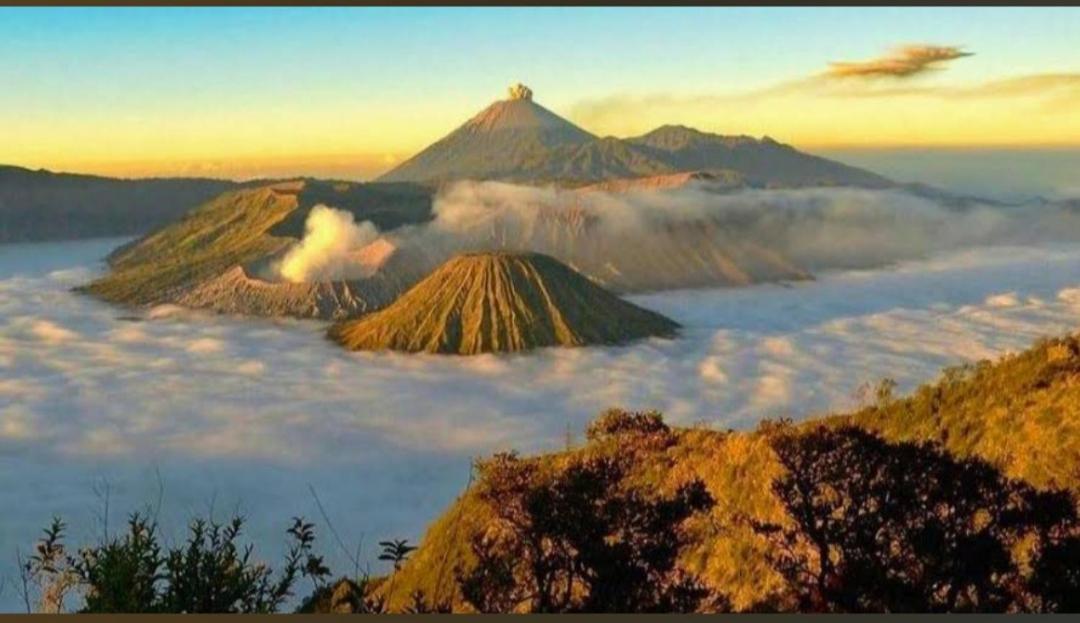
<box><xmin>235</xmin><ymin>360</ymin><xmax>267</xmax><ymax>376</ymax></box>
<box><xmin>186</xmin><ymin>337</ymin><xmax>225</xmax><ymax>354</ymax></box>
<box><xmin>30</xmin><ymin>319</ymin><xmax>79</xmax><ymax>343</ymax></box>
<box><xmin>1</xmin><ymin>237</ymin><xmax>1080</xmax><ymax>610</ymax></box>
<box><xmin>1058</xmin><ymin>287</ymin><xmax>1080</xmax><ymax>306</ymax></box>
<box><xmin>0</xmin><ymin>405</ymin><xmax>41</xmax><ymax>440</ymax></box>
<box><xmin>985</xmin><ymin>292</ymin><xmax>1020</xmax><ymax>307</ymax></box>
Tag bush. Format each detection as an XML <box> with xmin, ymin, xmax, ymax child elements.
<box><xmin>586</xmin><ymin>408</ymin><xmax>670</xmax><ymax>441</ymax></box>
<box><xmin>22</xmin><ymin>513</ymin><xmax>329</xmax><ymax>613</ymax></box>
<box><xmin>753</xmin><ymin>425</ymin><xmax>1080</xmax><ymax>612</ymax></box>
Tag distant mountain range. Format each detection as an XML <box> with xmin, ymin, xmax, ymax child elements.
<box><xmin>378</xmin><ymin>83</ymin><xmax>891</xmax><ymax>188</ymax></box>
<box><xmin>74</xmin><ymin>84</ymin><xmax>924</xmax><ymax>320</ymax></box>
<box><xmin>0</xmin><ymin>165</ymin><xmax>245</xmax><ymax>243</ymax></box>
<box><xmin>2</xmin><ymin>84</ymin><xmax>1030</xmax><ymax>245</ymax></box>
<box><xmin>72</xmin><ymin>84</ymin><xmax>1036</xmax><ymax>324</ymax></box>
<box><xmin>0</xmin><ymin>84</ymin><xmax>911</xmax><ymax>246</ymax></box>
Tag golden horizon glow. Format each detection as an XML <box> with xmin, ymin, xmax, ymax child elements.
<box><xmin>3</xmin><ymin>8</ymin><xmax>1079</xmax><ymax>180</ymax></box>
<box><xmin>11</xmin><ymin>66</ymin><xmax>1079</xmax><ymax>180</ymax></box>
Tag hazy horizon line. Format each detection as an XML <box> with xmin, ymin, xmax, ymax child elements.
<box><xmin>7</xmin><ymin>143</ymin><xmax>1080</xmax><ymax>183</ymax></box>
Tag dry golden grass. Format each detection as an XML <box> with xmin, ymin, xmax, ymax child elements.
<box><xmin>384</xmin><ymin>334</ymin><xmax>1080</xmax><ymax>611</ymax></box>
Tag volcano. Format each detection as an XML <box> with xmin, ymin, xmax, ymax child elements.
<box><xmin>327</xmin><ymin>252</ymin><xmax>679</xmax><ymax>355</ymax></box>
<box><xmin>378</xmin><ymin>83</ymin><xmax>890</xmax><ymax>188</ymax></box>
<box><xmin>83</xmin><ymin>180</ymin><xmax>434</xmax><ymax>319</ymax></box>
<box><xmin>376</xmin><ymin>83</ymin><xmax>657</xmax><ymax>185</ymax></box>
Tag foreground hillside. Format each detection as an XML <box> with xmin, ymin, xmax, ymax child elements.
<box><xmin>0</xmin><ymin>165</ymin><xmax>242</xmax><ymax>243</ymax></box>
<box><xmin>383</xmin><ymin>334</ymin><xmax>1080</xmax><ymax>611</ymax></box>
<box><xmin>19</xmin><ymin>334</ymin><xmax>1080</xmax><ymax>613</ymax></box>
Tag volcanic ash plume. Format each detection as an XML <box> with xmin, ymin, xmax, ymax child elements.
<box><xmin>277</xmin><ymin>205</ymin><xmax>379</xmax><ymax>283</ymax></box>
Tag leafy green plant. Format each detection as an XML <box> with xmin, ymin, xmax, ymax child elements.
<box><xmin>21</xmin><ymin>513</ymin><xmax>329</xmax><ymax>613</ymax></box>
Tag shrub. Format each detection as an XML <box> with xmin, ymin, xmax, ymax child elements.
<box><xmin>456</xmin><ymin>448</ymin><xmax>715</xmax><ymax>612</ymax></box>
<box><xmin>22</xmin><ymin>513</ymin><xmax>329</xmax><ymax>613</ymax></box>
<box><xmin>753</xmin><ymin>425</ymin><xmax>1080</xmax><ymax>612</ymax></box>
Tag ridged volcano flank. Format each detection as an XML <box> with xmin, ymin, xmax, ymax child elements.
<box><xmin>377</xmin><ymin>94</ymin><xmax>598</xmax><ymax>184</ymax></box>
<box><xmin>328</xmin><ymin>252</ymin><xmax>678</xmax><ymax>355</ymax></box>
<box><xmin>377</xmin><ymin>86</ymin><xmax>893</xmax><ymax>187</ymax></box>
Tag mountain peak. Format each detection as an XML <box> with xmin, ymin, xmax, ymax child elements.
<box><xmin>328</xmin><ymin>252</ymin><xmax>679</xmax><ymax>355</ymax></box>
<box><xmin>507</xmin><ymin>82</ymin><xmax>533</xmax><ymax>101</ymax></box>
<box><xmin>466</xmin><ymin>96</ymin><xmax>585</xmax><ymax>134</ymax></box>
<box><xmin>634</xmin><ymin>125</ymin><xmax>760</xmax><ymax>150</ymax></box>
<box><xmin>377</xmin><ymin>93</ymin><xmax>892</xmax><ymax>188</ymax></box>
<box><xmin>377</xmin><ymin>89</ymin><xmax>596</xmax><ymax>183</ymax></box>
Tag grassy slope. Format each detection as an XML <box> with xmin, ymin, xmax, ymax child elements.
<box><xmin>84</xmin><ymin>182</ymin><xmax>302</xmax><ymax>305</ymax></box>
<box><xmin>846</xmin><ymin>337</ymin><xmax>1080</xmax><ymax>491</ymax></box>
<box><xmin>384</xmin><ymin>334</ymin><xmax>1080</xmax><ymax>611</ymax></box>
<box><xmin>83</xmin><ymin>180</ymin><xmax>434</xmax><ymax>307</ymax></box>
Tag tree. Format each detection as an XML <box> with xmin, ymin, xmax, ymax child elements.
<box><xmin>377</xmin><ymin>538</ymin><xmax>416</xmax><ymax>605</ymax></box>
<box><xmin>19</xmin><ymin>518</ymin><xmax>81</xmax><ymax>613</ymax></box>
<box><xmin>753</xmin><ymin>424</ymin><xmax>1079</xmax><ymax>612</ymax></box>
<box><xmin>456</xmin><ymin>412</ymin><xmax>716</xmax><ymax>613</ymax></box>
<box><xmin>1025</xmin><ymin>487</ymin><xmax>1080</xmax><ymax>612</ymax></box>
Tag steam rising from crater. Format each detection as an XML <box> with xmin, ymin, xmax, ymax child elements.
<box><xmin>277</xmin><ymin>205</ymin><xmax>379</xmax><ymax>283</ymax></box>
<box><xmin>279</xmin><ymin>183</ymin><xmax>1080</xmax><ymax>289</ymax></box>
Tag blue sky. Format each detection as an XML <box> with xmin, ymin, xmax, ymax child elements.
<box><xmin>1</xmin><ymin>7</ymin><xmax>1078</xmax><ymax>178</ymax></box>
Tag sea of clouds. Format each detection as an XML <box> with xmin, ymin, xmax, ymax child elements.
<box><xmin>2</xmin><ymin>234</ymin><xmax>1080</xmax><ymax>608</ymax></box>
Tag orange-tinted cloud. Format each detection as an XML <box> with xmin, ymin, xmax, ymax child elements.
<box><xmin>826</xmin><ymin>45</ymin><xmax>973</xmax><ymax>79</ymax></box>
<box><xmin>819</xmin><ymin>72</ymin><xmax>1080</xmax><ymax>108</ymax></box>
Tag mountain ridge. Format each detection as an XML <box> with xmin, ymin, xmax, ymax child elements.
<box><xmin>379</xmin><ymin>332</ymin><xmax>1080</xmax><ymax>611</ymax></box>
<box><xmin>83</xmin><ymin>179</ymin><xmax>435</xmax><ymax>319</ymax></box>
<box><xmin>0</xmin><ymin>165</ymin><xmax>248</xmax><ymax>243</ymax></box>
<box><xmin>378</xmin><ymin>84</ymin><xmax>893</xmax><ymax>188</ymax></box>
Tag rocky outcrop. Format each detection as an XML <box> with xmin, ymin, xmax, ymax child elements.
<box><xmin>174</xmin><ymin>265</ymin><xmax>407</xmax><ymax>320</ymax></box>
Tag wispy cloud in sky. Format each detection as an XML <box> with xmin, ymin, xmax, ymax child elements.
<box><xmin>568</xmin><ymin>42</ymin><xmax>1080</xmax><ymax>147</ymax></box>
<box><xmin>825</xmin><ymin>45</ymin><xmax>973</xmax><ymax>79</ymax></box>
<box><xmin>823</xmin><ymin>72</ymin><xmax>1080</xmax><ymax>111</ymax></box>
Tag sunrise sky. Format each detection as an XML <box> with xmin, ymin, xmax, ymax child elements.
<box><xmin>2</xmin><ymin>7</ymin><xmax>1078</xmax><ymax>180</ymax></box>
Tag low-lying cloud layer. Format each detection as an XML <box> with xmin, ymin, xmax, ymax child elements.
<box><xmin>827</xmin><ymin>45</ymin><xmax>973</xmax><ymax>79</ymax></box>
<box><xmin>3</xmin><ymin>238</ymin><xmax>1080</xmax><ymax>608</ymax></box>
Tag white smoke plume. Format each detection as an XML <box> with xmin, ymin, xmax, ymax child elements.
<box><xmin>276</xmin><ymin>205</ymin><xmax>379</xmax><ymax>283</ymax></box>
<box><xmin>278</xmin><ymin>182</ymin><xmax>1080</xmax><ymax>289</ymax></box>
